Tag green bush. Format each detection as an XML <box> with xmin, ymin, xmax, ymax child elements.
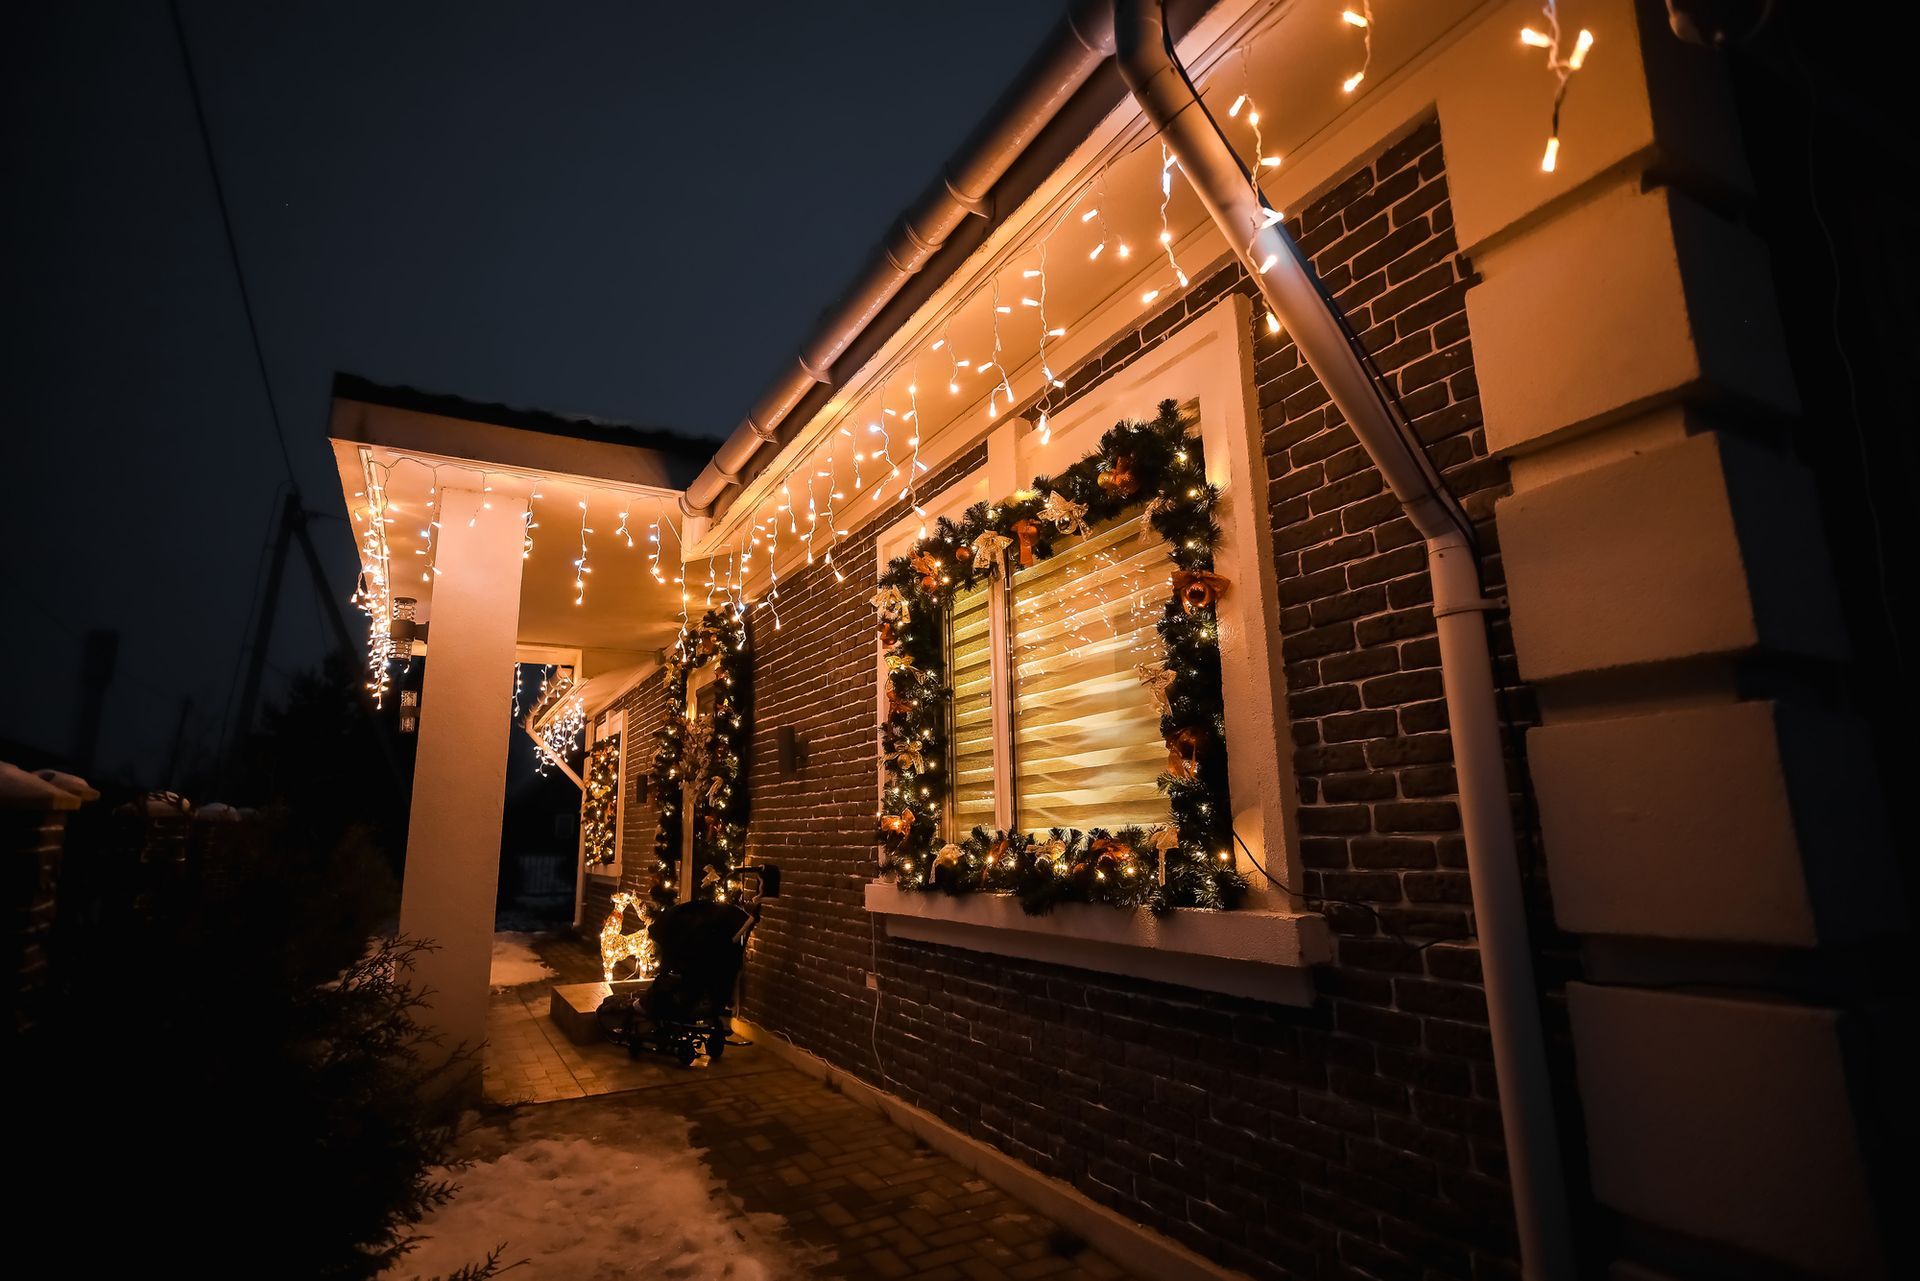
<box><xmin>22</xmin><ymin>816</ymin><xmax>496</xmax><ymax>1279</ymax></box>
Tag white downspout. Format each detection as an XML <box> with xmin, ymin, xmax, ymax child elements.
<box><xmin>1113</xmin><ymin>3</ymin><xmax>1575</xmax><ymax>1278</ymax></box>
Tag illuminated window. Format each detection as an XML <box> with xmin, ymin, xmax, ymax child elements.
<box><xmin>1007</xmin><ymin>509</ymin><xmax>1170</xmax><ymax>832</ymax></box>
<box><xmin>947</xmin><ymin>576</ymin><xmax>997</xmax><ymax>836</ymax></box>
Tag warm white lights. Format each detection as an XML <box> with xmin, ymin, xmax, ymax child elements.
<box><xmin>1342</xmin><ymin>1</ymin><xmax>1374</xmax><ymax>94</ymax></box>
<box><xmin>1523</xmin><ymin>3</ymin><xmax>1597</xmax><ymax>173</ymax></box>
<box><xmin>1569</xmin><ymin>27</ymin><xmax>1593</xmax><ymax>69</ymax></box>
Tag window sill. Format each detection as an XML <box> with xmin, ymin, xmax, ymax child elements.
<box><xmin>864</xmin><ymin>881</ymin><xmax>1331</xmax><ymax>1006</ymax></box>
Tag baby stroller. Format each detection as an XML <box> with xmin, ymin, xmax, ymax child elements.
<box><xmin>596</xmin><ymin>867</ymin><xmax>773</xmax><ymax>1066</ymax></box>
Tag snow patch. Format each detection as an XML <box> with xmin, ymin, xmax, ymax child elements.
<box><xmin>489</xmin><ymin>933</ymin><xmax>558</xmax><ymax>989</ymax></box>
<box><xmin>391</xmin><ymin>1113</ymin><xmax>812</xmax><ymax>1280</ymax></box>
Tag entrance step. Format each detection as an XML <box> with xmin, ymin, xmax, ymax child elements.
<box><xmin>547</xmin><ymin>979</ymin><xmax>649</xmax><ymax>1045</ymax></box>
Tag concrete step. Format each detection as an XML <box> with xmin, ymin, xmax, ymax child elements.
<box><xmin>548</xmin><ymin>979</ymin><xmax>650</xmax><ymax>1045</ymax></box>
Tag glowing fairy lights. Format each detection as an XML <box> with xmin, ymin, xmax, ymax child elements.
<box><xmin>1521</xmin><ymin>2</ymin><xmax>1595</xmax><ymax>172</ymax></box>
<box><xmin>573</xmin><ymin>498</ymin><xmax>593</xmax><ymax>605</ymax></box>
<box><xmin>684</xmin><ymin>8</ymin><xmax>1601</xmax><ymax>612</ymax></box>
<box><xmin>1228</xmin><ymin>47</ymin><xmax>1282</xmax><ymax>173</ymax></box>
<box><xmin>351</xmin><ymin>462</ymin><xmax>397</xmax><ymax>706</ymax></box>
<box><xmin>346</xmin><ymin>453</ymin><xmax>683</xmax><ymax>715</ymax></box>
<box><xmin>527</xmin><ymin>669</ymin><xmax>585</xmax><ymax>772</ymax></box>
<box><xmin>1341</xmin><ymin>3</ymin><xmax>1373</xmax><ymax>94</ymax></box>
<box><xmin>600</xmin><ymin>891</ymin><xmax>656</xmax><ymax>982</ymax></box>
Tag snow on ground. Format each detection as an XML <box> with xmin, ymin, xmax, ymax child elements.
<box><xmin>489</xmin><ymin>933</ymin><xmax>558</xmax><ymax>989</ymax></box>
<box><xmin>390</xmin><ymin>1108</ymin><xmax>814</xmax><ymax>1281</ymax></box>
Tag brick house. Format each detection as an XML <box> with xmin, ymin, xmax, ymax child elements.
<box><xmin>326</xmin><ymin>2</ymin><xmax>1903</xmax><ymax>1277</ymax></box>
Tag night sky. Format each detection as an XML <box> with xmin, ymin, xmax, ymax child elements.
<box><xmin>0</xmin><ymin>1</ymin><xmax>1060</xmax><ymax>784</ymax></box>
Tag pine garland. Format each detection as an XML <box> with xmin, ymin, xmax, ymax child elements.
<box><xmin>874</xmin><ymin>399</ymin><xmax>1246</xmax><ymax>915</ymax></box>
<box><xmin>580</xmin><ymin>735</ymin><xmax>620</xmax><ymax>867</ymax></box>
<box><xmin>646</xmin><ymin>608</ymin><xmax>753</xmax><ymax>919</ymax></box>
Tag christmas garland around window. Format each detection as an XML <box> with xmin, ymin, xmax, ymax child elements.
<box><xmin>874</xmin><ymin>399</ymin><xmax>1246</xmax><ymax>915</ymax></box>
<box><xmin>581</xmin><ymin>733</ymin><xmax>621</xmax><ymax>868</ymax></box>
<box><xmin>646</xmin><ymin>608</ymin><xmax>752</xmax><ymax>920</ymax></box>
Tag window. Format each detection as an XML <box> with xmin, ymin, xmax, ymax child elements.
<box><xmin>581</xmin><ymin>708</ymin><xmax>625</xmax><ymax>878</ymax></box>
<box><xmin>866</xmin><ymin>295</ymin><xmax>1323</xmax><ymax>994</ymax></box>
<box><xmin>1005</xmin><ymin>510</ymin><xmax>1171</xmax><ymax>832</ymax></box>
<box><xmin>874</xmin><ymin>295</ymin><xmax>1300</xmax><ymax>898</ymax></box>
<box><xmin>947</xmin><ymin>576</ymin><xmax>998</xmax><ymax>834</ymax></box>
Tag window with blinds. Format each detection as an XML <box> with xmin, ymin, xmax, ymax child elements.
<box><xmin>947</xmin><ymin>577</ymin><xmax>998</xmax><ymax>837</ymax></box>
<box><xmin>1009</xmin><ymin>510</ymin><xmax>1171</xmax><ymax>833</ymax></box>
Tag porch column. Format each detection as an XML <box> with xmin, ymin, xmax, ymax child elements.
<box><xmin>398</xmin><ymin>486</ymin><xmax>528</xmax><ymax>1063</ymax></box>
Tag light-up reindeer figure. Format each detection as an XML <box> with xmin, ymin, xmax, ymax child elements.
<box><xmin>599</xmin><ymin>891</ymin><xmax>656</xmax><ymax>983</ymax></box>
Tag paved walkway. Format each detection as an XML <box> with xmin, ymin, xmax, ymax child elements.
<box><xmin>480</xmin><ymin>935</ymin><xmax>1131</xmax><ymax>1280</ymax></box>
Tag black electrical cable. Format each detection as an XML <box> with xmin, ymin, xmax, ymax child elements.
<box><xmin>166</xmin><ymin>0</ymin><xmax>303</xmax><ymax>494</ymax></box>
<box><xmin>1231</xmin><ymin>828</ymin><xmax>1471</xmax><ymax>968</ymax></box>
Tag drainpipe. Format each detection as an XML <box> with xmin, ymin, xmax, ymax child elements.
<box><xmin>681</xmin><ymin>0</ymin><xmax>1120</xmax><ymax>519</ymax></box>
<box><xmin>1113</xmin><ymin>3</ymin><xmax>1575</xmax><ymax>1278</ymax></box>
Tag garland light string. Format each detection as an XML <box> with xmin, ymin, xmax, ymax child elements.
<box><xmin>1342</xmin><ymin>3</ymin><xmax>1373</xmax><ymax>94</ymax></box>
<box><xmin>1521</xmin><ymin>2</ymin><xmax>1595</xmax><ymax>172</ymax></box>
<box><xmin>573</xmin><ymin>498</ymin><xmax>592</xmax><ymax>605</ymax></box>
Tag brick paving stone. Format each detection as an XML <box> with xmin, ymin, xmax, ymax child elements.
<box><xmin>480</xmin><ymin>991</ymin><xmax>1134</xmax><ymax>1279</ymax></box>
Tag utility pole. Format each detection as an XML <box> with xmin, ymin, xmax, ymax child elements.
<box><xmin>292</xmin><ymin>511</ymin><xmax>357</xmax><ymax>658</ymax></box>
<box><xmin>226</xmin><ymin>490</ymin><xmax>301</xmax><ymax>764</ymax></box>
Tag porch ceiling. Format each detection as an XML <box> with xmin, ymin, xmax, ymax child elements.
<box><xmin>329</xmin><ymin>396</ymin><xmax>693</xmax><ymax>669</ymax></box>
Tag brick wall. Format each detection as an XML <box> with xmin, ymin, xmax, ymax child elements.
<box><xmin>729</xmin><ymin>115</ymin><xmax>1568</xmax><ymax>1281</ymax></box>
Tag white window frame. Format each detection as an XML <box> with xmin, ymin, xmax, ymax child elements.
<box><xmin>874</xmin><ymin>293</ymin><xmax>1303</xmax><ymax>905</ymax></box>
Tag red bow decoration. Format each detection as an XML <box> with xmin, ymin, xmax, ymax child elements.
<box><xmin>878</xmin><ymin>808</ymin><xmax>915</xmax><ymax>839</ymax></box>
<box><xmin>1171</xmin><ymin>569</ymin><xmax>1230</xmax><ymax>613</ymax></box>
<box><xmin>1096</xmin><ymin>454</ymin><xmax>1139</xmax><ymax>498</ymax></box>
<box><xmin>910</xmin><ymin>551</ymin><xmax>941</xmax><ymax>592</ymax></box>
<box><xmin>1166</xmin><ymin>726</ymin><xmax>1210</xmax><ymax>781</ymax></box>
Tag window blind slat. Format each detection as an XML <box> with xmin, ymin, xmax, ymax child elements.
<box><xmin>1011</xmin><ymin>511</ymin><xmax>1171</xmax><ymax>834</ymax></box>
<box><xmin>948</xmin><ymin>579</ymin><xmax>996</xmax><ymax>837</ymax></box>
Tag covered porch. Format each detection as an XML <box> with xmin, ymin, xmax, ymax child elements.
<box><xmin>326</xmin><ymin>377</ymin><xmax>705</xmax><ymax>1063</ymax></box>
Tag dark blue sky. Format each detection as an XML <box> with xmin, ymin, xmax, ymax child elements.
<box><xmin>0</xmin><ymin>1</ymin><xmax>1059</xmax><ymax>783</ymax></box>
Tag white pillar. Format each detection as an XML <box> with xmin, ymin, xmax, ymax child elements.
<box><xmin>398</xmin><ymin>487</ymin><xmax>527</xmax><ymax>1064</ymax></box>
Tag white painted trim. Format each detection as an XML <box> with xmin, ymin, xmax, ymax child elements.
<box><xmin>735</xmin><ymin>1019</ymin><xmax>1252</xmax><ymax>1281</ymax></box>
<box><xmin>515</xmin><ymin>643</ymin><xmax>583</xmax><ymax>671</ymax></box>
<box><xmin>866</xmin><ymin>882</ymin><xmax>1327</xmax><ymax>1005</ymax></box>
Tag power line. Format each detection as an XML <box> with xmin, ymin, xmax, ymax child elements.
<box><xmin>166</xmin><ymin>0</ymin><xmax>303</xmax><ymax>495</ymax></box>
